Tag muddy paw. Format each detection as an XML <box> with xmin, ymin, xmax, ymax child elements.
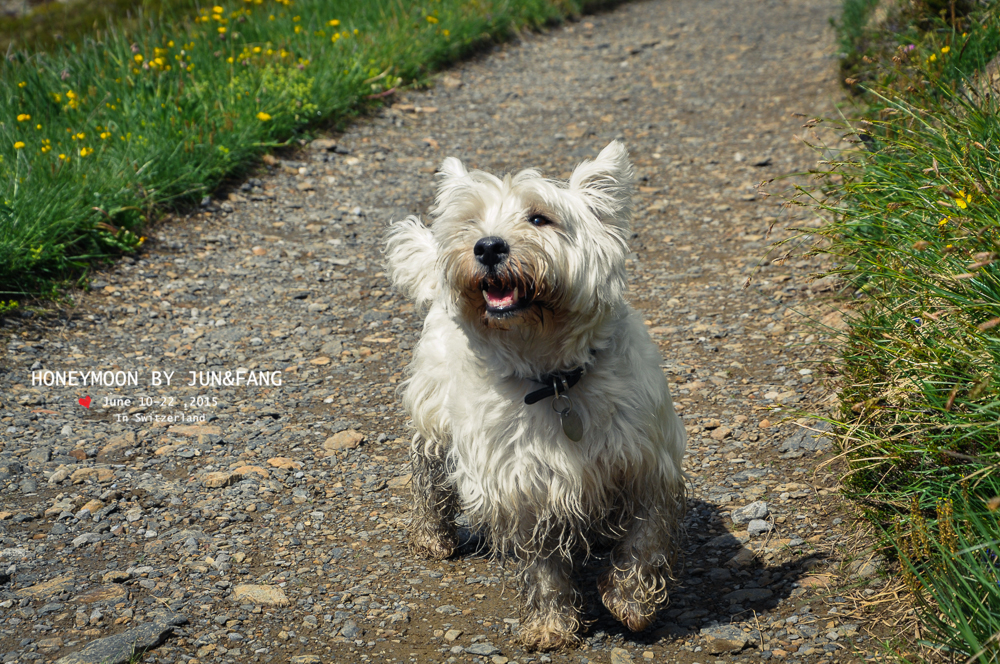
<box><xmin>518</xmin><ymin>615</ymin><xmax>581</xmax><ymax>651</ymax></box>
<box><xmin>599</xmin><ymin>572</ymin><xmax>656</xmax><ymax>632</ymax></box>
<box><xmin>410</xmin><ymin>525</ymin><xmax>457</xmax><ymax>559</ymax></box>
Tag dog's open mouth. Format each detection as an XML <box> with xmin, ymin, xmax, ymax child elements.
<box><xmin>480</xmin><ymin>278</ymin><xmax>533</xmax><ymax>314</ymax></box>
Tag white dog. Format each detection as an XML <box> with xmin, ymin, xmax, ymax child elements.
<box><xmin>385</xmin><ymin>141</ymin><xmax>686</xmax><ymax>650</ymax></box>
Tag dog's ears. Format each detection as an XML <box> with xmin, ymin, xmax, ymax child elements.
<box><xmin>569</xmin><ymin>140</ymin><xmax>634</xmax><ymax>224</ymax></box>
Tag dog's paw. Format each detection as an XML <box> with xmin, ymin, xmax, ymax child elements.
<box><xmin>599</xmin><ymin>572</ymin><xmax>657</xmax><ymax>632</ymax></box>
<box><xmin>409</xmin><ymin>527</ymin><xmax>457</xmax><ymax>560</ymax></box>
<box><xmin>518</xmin><ymin>615</ymin><xmax>581</xmax><ymax>651</ymax></box>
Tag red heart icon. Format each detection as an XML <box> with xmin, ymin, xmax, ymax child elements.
<box><xmin>79</xmin><ymin>396</ymin><xmax>91</xmax><ymax>408</ymax></box>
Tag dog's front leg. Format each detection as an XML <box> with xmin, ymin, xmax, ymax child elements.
<box><xmin>599</xmin><ymin>482</ymin><xmax>685</xmax><ymax>631</ymax></box>
<box><xmin>408</xmin><ymin>434</ymin><xmax>460</xmax><ymax>559</ymax></box>
<box><xmin>518</xmin><ymin>554</ymin><xmax>581</xmax><ymax>651</ymax></box>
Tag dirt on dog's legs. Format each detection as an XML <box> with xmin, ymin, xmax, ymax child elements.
<box><xmin>518</xmin><ymin>554</ymin><xmax>581</xmax><ymax>651</ymax></box>
<box><xmin>408</xmin><ymin>433</ymin><xmax>460</xmax><ymax>559</ymax></box>
<box><xmin>599</xmin><ymin>482</ymin><xmax>686</xmax><ymax>631</ymax></box>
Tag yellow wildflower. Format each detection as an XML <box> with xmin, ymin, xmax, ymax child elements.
<box><xmin>16</xmin><ymin>114</ymin><xmax>30</xmax><ymax>122</ymax></box>
<box><xmin>929</xmin><ymin>53</ymin><xmax>937</xmax><ymax>62</ymax></box>
<box><xmin>328</xmin><ymin>19</ymin><xmax>339</xmax><ymax>26</ymax></box>
<box><xmin>17</xmin><ymin>81</ymin><xmax>25</xmax><ymax>88</ymax></box>
<box><xmin>100</xmin><ymin>132</ymin><xmax>111</xmax><ymax>139</ymax></box>
<box><xmin>134</xmin><ymin>54</ymin><xmax>143</xmax><ymax>62</ymax></box>
<box><xmin>426</xmin><ymin>15</ymin><xmax>438</xmax><ymax>23</ymax></box>
<box><xmin>13</xmin><ymin>141</ymin><xmax>24</xmax><ymax>149</ymax></box>
<box><xmin>939</xmin><ymin>217</ymin><xmax>949</xmax><ymax>226</ymax></box>
<box><xmin>79</xmin><ymin>147</ymin><xmax>93</xmax><ymax>157</ymax></box>
<box><xmin>257</xmin><ymin>112</ymin><xmax>272</xmax><ymax>121</ymax></box>
<box><xmin>218</xmin><ymin>26</ymin><xmax>227</xmax><ymax>33</ymax></box>
<box><xmin>941</xmin><ymin>46</ymin><xmax>950</xmax><ymax>53</ymax></box>
<box><xmin>212</xmin><ymin>5</ymin><xmax>223</xmax><ymax>12</ymax></box>
<box><xmin>955</xmin><ymin>189</ymin><xmax>971</xmax><ymax>209</ymax></box>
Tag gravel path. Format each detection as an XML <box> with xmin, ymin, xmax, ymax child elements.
<box><xmin>0</xmin><ymin>1</ymin><xmax>887</xmax><ymax>663</ymax></box>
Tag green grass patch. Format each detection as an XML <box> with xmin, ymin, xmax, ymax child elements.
<box><xmin>0</xmin><ymin>0</ymin><xmax>202</xmax><ymax>54</ymax></box>
<box><xmin>0</xmin><ymin>0</ymin><xmax>611</xmax><ymax>299</ymax></box>
<box><xmin>806</xmin><ymin>0</ymin><xmax>1000</xmax><ymax>657</ymax></box>
<box><xmin>835</xmin><ymin>0</ymin><xmax>999</xmax><ymax>91</ymax></box>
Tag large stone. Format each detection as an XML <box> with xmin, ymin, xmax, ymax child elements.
<box><xmin>17</xmin><ymin>574</ymin><xmax>75</xmax><ymax>599</ymax></box>
<box><xmin>465</xmin><ymin>643</ymin><xmax>500</xmax><ymax>656</ymax></box>
<box><xmin>387</xmin><ymin>473</ymin><xmax>412</xmax><ymax>489</ymax></box>
<box><xmin>731</xmin><ymin>501</ymin><xmax>768</xmax><ymax>524</ymax></box>
<box><xmin>610</xmin><ymin>648</ymin><xmax>633</xmax><ymax>664</ymax></box>
<box><xmin>202</xmin><ymin>472</ymin><xmax>235</xmax><ymax>489</ymax></box>
<box><xmin>701</xmin><ymin>624</ymin><xmax>758</xmax><ymax>654</ymax></box>
<box><xmin>54</xmin><ymin>621</ymin><xmax>174</xmax><ymax>664</ymax></box>
<box><xmin>323</xmin><ymin>429</ymin><xmax>364</xmax><ymax>452</ymax></box>
<box><xmin>232</xmin><ymin>465</ymin><xmax>270</xmax><ymax>480</ymax></box>
<box><xmin>748</xmin><ymin>519</ymin><xmax>774</xmax><ymax>536</ymax></box>
<box><xmin>231</xmin><ymin>584</ymin><xmax>289</xmax><ymax>606</ymax></box>
<box><xmin>267</xmin><ymin>457</ymin><xmax>302</xmax><ymax>470</ymax></box>
<box><xmin>76</xmin><ymin>585</ymin><xmax>128</xmax><ymax>604</ymax></box>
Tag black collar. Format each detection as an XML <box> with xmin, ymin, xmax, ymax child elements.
<box><xmin>524</xmin><ymin>351</ymin><xmax>596</xmax><ymax>405</ymax></box>
<box><xmin>524</xmin><ymin>367</ymin><xmax>585</xmax><ymax>405</ymax></box>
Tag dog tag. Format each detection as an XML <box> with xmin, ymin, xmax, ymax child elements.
<box><xmin>560</xmin><ymin>407</ymin><xmax>584</xmax><ymax>442</ymax></box>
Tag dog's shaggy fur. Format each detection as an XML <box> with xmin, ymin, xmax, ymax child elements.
<box><xmin>386</xmin><ymin>141</ymin><xmax>687</xmax><ymax>650</ymax></box>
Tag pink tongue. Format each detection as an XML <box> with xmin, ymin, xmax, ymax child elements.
<box><xmin>487</xmin><ymin>287</ymin><xmax>516</xmax><ymax>308</ymax></box>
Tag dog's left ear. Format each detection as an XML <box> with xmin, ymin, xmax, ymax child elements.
<box><xmin>569</xmin><ymin>140</ymin><xmax>634</xmax><ymax>224</ymax></box>
<box><xmin>431</xmin><ymin>157</ymin><xmax>470</xmax><ymax>216</ymax></box>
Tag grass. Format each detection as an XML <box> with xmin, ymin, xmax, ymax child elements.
<box><xmin>0</xmin><ymin>0</ymin><xmax>613</xmax><ymax>299</ymax></box>
<box><xmin>0</xmin><ymin>0</ymin><xmax>202</xmax><ymax>54</ymax></box>
<box><xmin>807</xmin><ymin>0</ymin><xmax>1000</xmax><ymax>658</ymax></box>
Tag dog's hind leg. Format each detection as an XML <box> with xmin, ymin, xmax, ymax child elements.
<box><xmin>518</xmin><ymin>554</ymin><xmax>581</xmax><ymax>651</ymax></box>
<box><xmin>599</xmin><ymin>479</ymin><xmax>686</xmax><ymax>631</ymax></box>
<box><xmin>408</xmin><ymin>434</ymin><xmax>460</xmax><ymax>559</ymax></box>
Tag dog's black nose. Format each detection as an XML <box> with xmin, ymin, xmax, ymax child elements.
<box><xmin>474</xmin><ymin>236</ymin><xmax>509</xmax><ymax>267</ymax></box>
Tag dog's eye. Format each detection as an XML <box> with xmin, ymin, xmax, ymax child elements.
<box><xmin>528</xmin><ymin>214</ymin><xmax>552</xmax><ymax>227</ymax></box>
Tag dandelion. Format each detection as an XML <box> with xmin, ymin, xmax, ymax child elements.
<box><xmin>443</xmin><ymin>29</ymin><xmax>450</xmax><ymax>36</ymax></box>
<box><xmin>212</xmin><ymin>5</ymin><xmax>223</xmax><ymax>12</ymax></box>
<box><xmin>257</xmin><ymin>111</ymin><xmax>272</xmax><ymax>121</ymax></box>
<box><xmin>35</xmin><ymin>124</ymin><xmax>41</xmax><ymax>130</ymax></box>
<box><xmin>134</xmin><ymin>54</ymin><xmax>144</xmax><ymax>62</ymax></box>
<box><xmin>219</xmin><ymin>26</ymin><xmax>227</xmax><ymax>33</ymax></box>
<box><xmin>79</xmin><ymin>147</ymin><xmax>93</xmax><ymax>157</ymax></box>
<box><xmin>100</xmin><ymin>132</ymin><xmax>110</xmax><ymax>139</ymax></box>
<box><xmin>13</xmin><ymin>141</ymin><xmax>24</xmax><ymax>149</ymax></box>
<box><xmin>328</xmin><ymin>19</ymin><xmax>339</xmax><ymax>26</ymax></box>
<box><xmin>941</xmin><ymin>46</ymin><xmax>950</xmax><ymax>53</ymax></box>
<box><xmin>426</xmin><ymin>15</ymin><xmax>438</xmax><ymax>23</ymax></box>
<box><xmin>16</xmin><ymin>114</ymin><xmax>30</xmax><ymax>122</ymax></box>
<box><xmin>58</xmin><ymin>153</ymin><xmax>67</xmax><ymax>160</ymax></box>
<box><xmin>17</xmin><ymin>81</ymin><xmax>26</xmax><ymax>88</ymax></box>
